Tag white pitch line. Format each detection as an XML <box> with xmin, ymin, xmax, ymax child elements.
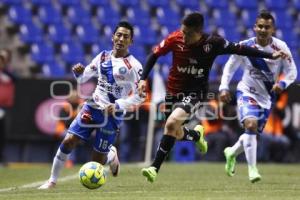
<box><xmin>0</xmin><ymin>174</ymin><xmax>77</xmax><ymax>193</ymax></box>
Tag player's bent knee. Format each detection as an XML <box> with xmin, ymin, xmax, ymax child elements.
<box><xmin>165</xmin><ymin>120</ymin><xmax>178</xmax><ymax>135</ymax></box>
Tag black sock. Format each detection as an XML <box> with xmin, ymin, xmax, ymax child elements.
<box><xmin>181</xmin><ymin>127</ymin><xmax>200</xmax><ymax>142</ymax></box>
<box><xmin>151</xmin><ymin>135</ymin><xmax>176</xmax><ymax>172</ymax></box>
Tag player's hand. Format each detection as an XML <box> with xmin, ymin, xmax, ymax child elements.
<box><xmin>72</xmin><ymin>63</ymin><xmax>85</xmax><ymax>75</ymax></box>
<box><xmin>105</xmin><ymin>104</ymin><xmax>116</xmax><ymax>115</ymax></box>
<box><xmin>272</xmin><ymin>50</ymin><xmax>289</xmax><ymax>60</ymax></box>
<box><xmin>219</xmin><ymin>90</ymin><xmax>232</xmax><ymax>104</ymax></box>
<box><xmin>271</xmin><ymin>83</ymin><xmax>284</xmax><ymax>94</ymax></box>
<box><xmin>138</xmin><ymin>80</ymin><xmax>147</xmax><ymax>98</ymax></box>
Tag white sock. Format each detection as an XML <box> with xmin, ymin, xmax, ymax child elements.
<box><xmin>105</xmin><ymin>148</ymin><xmax>116</xmax><ymax>165</ymax></box>
<box><xmin>230</xmin><ymin>134</ymin><xmax>245</xmax><ymax>156</ymax></box>
<box><xmin>49</xmin><ymin>148</ymin><xmax>69</xmax><ymax>183</ymax></box>
<box><xmin>243</xmin><ymin>134</ymin><xmax>257</xmax><ymax>167</ymax></box>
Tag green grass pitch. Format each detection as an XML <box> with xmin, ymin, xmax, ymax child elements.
<box><xmin>0</xmin><ymin>162</ymin><xmax>300</xmax><ymax>200</ymax></box>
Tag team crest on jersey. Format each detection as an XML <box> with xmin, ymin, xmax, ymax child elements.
<box><xmin>203</xmin><ymin>44</ymin><xmax>212</xmax><ymax>53</ymax></box>
<box><xmin>119</xmin><ymin>66</ymin><xmax>127</xmax><ymax>75</ymax></box>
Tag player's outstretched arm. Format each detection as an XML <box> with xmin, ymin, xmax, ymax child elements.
<box><xmin>140</xmin><ymin>53</ymin><xmax>159</xmax><ymax>80</ymax></box>
<box><xmin>138</xmin><ymin>53</ymin><xmax>159</xmax><ymax>96</ymax></box>
<box><xmin>223</xmin><ymin>42</ymin><xmax>284</xmax><ymax>60</ymax></box>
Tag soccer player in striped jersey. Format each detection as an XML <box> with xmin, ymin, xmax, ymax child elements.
<box><xmin>39</xmin><ymin>21</ymin><xmax>144</xmax><ymax>189</ymax></box>
<box><xmin>219</xmin><ymin>10</ymin><xmax>297</xmax><ymax>183</ymax></box>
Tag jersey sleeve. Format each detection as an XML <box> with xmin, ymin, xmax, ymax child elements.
<box><xmin>215</xmin><ymin>36</ymin><xmax>273</xmax><ymax>58</ymax></box>
<box><xmin>152</xmin><ymin>32</ymin><xmax>175</xmax><ymax>56</ymax></box>
<box><xmin>75</xmin><ymin>53</ymin><xmax>101</xmax><ymax>83</ymax></box>
<box><xmin>219</xmin><ymin>54</ymin><xmax>243</xmax><ymax>91</ymax></box>
<box><xmin>115</xmin><ymin>61</ymin><xmax>145</xmax><ymax>110</ymax></box>
<box><xmin>278</xmin><ymin>43</ymin><xmax>298</xmax><ymax>89</ymax></box>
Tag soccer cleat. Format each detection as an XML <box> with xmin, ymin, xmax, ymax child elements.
<box><xmin>248</xmin><ymin>166</ymin><xmax>261</xmax><ymax>183</ymax></box>
<box><xmin>109</xmin><ymin>146</ymin><xmax>120</xmax><ymax>177</ymax></box>
<box><xmin>38</xmin><ymin>181</ymin><xmax>56</xmax><ymax>189</ymax></box>
<box><xmin>224</xmin><ymin>147</ymin><xmax>236</xmax><ymax>177</ymax></box>
<box><xmin>194</xmin><ymin>125</ymin><xmax>208</xmax><ymax>154</ymax></box>
<box><xmin>141</xmin><ymin>166</ymin><xmax>157</xmax><ymax>183</ymax></box>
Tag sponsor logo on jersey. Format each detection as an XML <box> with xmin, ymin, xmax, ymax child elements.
<box><xmin>176</xmin><ymin>65</ymin><xmax>204</xmax><ymax>76</ymax></box>
<box><xmin>98</xmin><ymin>80</ymin><xmax>123</xmax><ymax>97</ymax></box>
<box><xmin>249</xmin><ymin>68</ymin><xmax>271</xmax><ymax>81</ymax></box>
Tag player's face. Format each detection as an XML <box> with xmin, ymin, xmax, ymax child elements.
<box><xmin>112</xmin><ymin>27</ymin><xmax>132</xmax><ymax>52</ymax></box>
<box><xmin>254</xmin><ymin>18</ymin><xmax>274</xmax><ymax>43</ymax></box>
<box><xmin>181</xmin><ymin>25</ymin><xmax>201</xmax><ymax>46</ymax></box>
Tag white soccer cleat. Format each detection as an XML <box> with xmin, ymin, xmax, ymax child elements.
<box><xmin>109</xmin><ymin>146</ymin><xmax>120</xmax><ymax>177</ymax></box>
<box><xmin>38</xmin><ymin>181</ymin><xmax>56</xmax><ymax>189</ymax></box>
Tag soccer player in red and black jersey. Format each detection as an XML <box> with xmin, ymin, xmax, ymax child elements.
<box><xmin>138</xmin><ymin>12</ymin><xmax>286</xmax><ymax>183</ymax></box>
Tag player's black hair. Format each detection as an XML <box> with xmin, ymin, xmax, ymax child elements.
<box><xmin>113</xmin><ymin>21</ymin><xmax>134</xmax><ymax>39</ymax></box>
<box><xmin>256</xmin><ymin>10</ymin><xmax>275</xmax><ymax>25</ymax></box>
<box><xmin>181</xmin><ymin>12</ymin><xmax>204</xmax><ymax>31</ymax></box>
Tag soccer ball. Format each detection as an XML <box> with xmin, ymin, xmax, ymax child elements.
<box><xmin>79</xmin><ymin>161</ymin><xmax>107</xmax><ymax>189</ymax></box>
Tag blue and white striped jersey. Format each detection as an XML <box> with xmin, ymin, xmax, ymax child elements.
<box><xmin>219</xmin><ymin>37</ymin><xmax>297</xmax><ymax>109</ymax></box>
<box><xmin>76</xmin><ymin>50</ymin><xmax>144</xmax><ymax>110</ymax></box>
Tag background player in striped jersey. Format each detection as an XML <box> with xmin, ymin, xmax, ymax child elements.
<box><xmin>219</xmin><ymin>10</ymin><xmax>297</xmax><ymax>183</ymax></box>
<box><xmin>39</xmin><ymin>21</ymin><xmax>144</xmax><ymax>189</ymax></box>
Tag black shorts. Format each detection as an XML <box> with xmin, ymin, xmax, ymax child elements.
<box><xmin>164</xmin><ymin>92</ymin><xmax>206</xmax><ymax>120</ymax></box>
